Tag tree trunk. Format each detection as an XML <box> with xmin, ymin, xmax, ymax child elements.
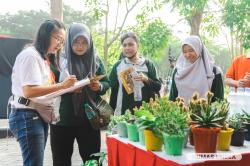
<box><xmin>230</xmin><ymin>31</ymin><xmax>234</xmax><ymax>59</ymax></box>
<box><xmin>190</xmin><ymin>11</ymin><xmax>203</xmax><ymax>36</ymax></box>
<box><xmin>103</xmin><ymin>0</ymin><xmax>109</xmax><ymax>70</ymax></box>
<box><xmin>50</xmin><ymin>0</ymin><xmax>63</xmax><ymax>21</ymax></box>
<box><xmin>239</xmin><ymin>33</ymin><xmax>244</xmax><ymax>55</ymax></box>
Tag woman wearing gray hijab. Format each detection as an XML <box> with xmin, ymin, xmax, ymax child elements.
<box><xmin>50</xmin><ymin>23</ymin><xmax>110</xmax><ymax>166</ymax></box>
<box><xmin>169</xmin><ymin>35</ymin><xmax>224</xmax><ymax>104</ymax></box>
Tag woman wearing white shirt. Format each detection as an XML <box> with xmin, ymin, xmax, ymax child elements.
<box><xmin>9</xmin><ymin>19</ymin><xmax>76</xmax><ymax>166</ymax></box>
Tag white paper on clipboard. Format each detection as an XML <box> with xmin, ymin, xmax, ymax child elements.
<box><xmin>34</xmin><ymin>78</ymin><xmax>90</xmax><ymax>103</ymax></box>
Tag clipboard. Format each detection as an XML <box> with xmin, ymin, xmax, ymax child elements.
<box><xmin>34</xmin><ymin>78</ymin><xmax>91</xmax><ymax>103</ymax></box>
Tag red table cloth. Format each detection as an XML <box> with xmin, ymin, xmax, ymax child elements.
<box><xmin>107</xmin><ymin>135</ymin><xmax>250</xmax><ymax>166</ymax></box>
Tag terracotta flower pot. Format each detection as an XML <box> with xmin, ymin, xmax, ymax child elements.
<box><xmin>192</xmin><ymin>127</ymin><xmax>220</xmax><ymax>153</ymax></box>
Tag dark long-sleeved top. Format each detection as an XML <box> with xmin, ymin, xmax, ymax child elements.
<box><xmin>51</xmin><ymin>57</ymin><xmax>110</xmax><ymax>126</ymax></box>
<box><xmin>169</xmin><ymin>66</ymin><xmax>224</xmax><ymax>103</ymax></box>
<box><xmin>109</xmin><ymin>59</ymin><xmax>161</xmax><ymax>115</ymax></box>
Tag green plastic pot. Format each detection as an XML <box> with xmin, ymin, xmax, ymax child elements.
<box><xmin>127</xmin><ymin>123</ymin><xmax>139</xmax><ymax>142</ymax></box>
<box><xmin>117</xmin><ymin>122</ymin><xmax>128</xmax><ymax>138</ymax></box>
<box><xmin>139</xmin><ymin>129</ymin><xmax>145</xmax><ymax>145</ymax></box>
<box><xmin>163</xmin><ymin>133</ymin><xmax>185</xmax><ymax>155</ymax></box>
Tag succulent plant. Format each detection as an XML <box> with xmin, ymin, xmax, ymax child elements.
<box><xmin>242</xmin><ymin>110</ymin><xmax>250</xmax><ymax>123</ymax></box>
<box><xmin>229</xmin><ymin>113</ymin><xmax>245</xmax><ymax>131</ymax></box>
<box><xmin>189</xmin><ymin>91</ymin><xmax>229</xmax><ymax>129</ymax></box>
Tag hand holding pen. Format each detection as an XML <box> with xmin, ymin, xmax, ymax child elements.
<box><xmin>59</xmin><ymin>69</ymin><xmax>77</xmax><ymax>89</ymax></box>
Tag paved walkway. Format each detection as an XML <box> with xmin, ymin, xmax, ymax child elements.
<box><xmin>0</xmin><ymin>120</ymin><xmax>108</xmax><ymax>166</ymax></box>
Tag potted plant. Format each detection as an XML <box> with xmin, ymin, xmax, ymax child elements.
<box><xmin>108</xmin><ymin>110</ymin><xmax>131</xmax><ymax>138</ymax></box>
<box><xmin>133</xmin><ymin>108</ymin><xmax>155</xmax><ymax>145</ymax></box>
<box><xmin>190</xmin><ymin>92</ymin><xmax>224</xmax><ymax>153</ymax></box>
<box><xmin>157</xmin><ymin>98</ymin><xmax>189</xmax><ymax>155</ymax></box>
<box><xmin>135</xmin><ymin>99</ymin><xmax>163</xmax><ymax>151</ymax></box>
<box><xmin>229</xmin><ymin>113</ymin><xmax>246</xmax><ymax>146</ymax></box>
<box><xmin>126</xmin><ymin>112</ymin><xmax>140</xmax><ymax>142</ymax></box>
<box><xmin>214</xmin><ymin>100</ymin><xmax>234</xmax><ymax>151</ymax></box>
<box><xmin>242</xmin><ymin>110</ymin><xmax>250</xmax><ymax>141</ymax></box>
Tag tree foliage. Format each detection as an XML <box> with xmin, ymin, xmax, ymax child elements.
<box><xmin>169</xmin><ymin>0</ymin><xmax>207</xmax><ymax>18</ymax></box>
<box><xmin>0</xmin><ymin>5</ymin><xmax>98</xmax><ymax>39</ymax></box>
<box><xmin>84</xmin><ymin>0</ymin><xmax>143</xmax><ymax>69</ymax></box>
<box><xmin>92</xmin><ymin>31</ymin><xmax>120</xmax><ymax>73</ymax></box>
<box><xmin>164</xmin><ymin>0</ymin><xmax>209</xmax><ymax>35</ymax></box>
<box><xmin>0</xmin><ymin>10</ymin><xmax>50</xmax><ymax>39</ymax></box>
<box><xmin>137</xmin><ymin>19</ymin><xmax>171</xmax><ymax>60</ymax></box>
<box><xmin>63</xmin><ymin>5</ymin><xmax>99</xmax><ymax>29</ymax></box>
<box><xmin>221</xmin><ymin>0</ymin><xmax>250</xmax><ymax>50</ymax></box>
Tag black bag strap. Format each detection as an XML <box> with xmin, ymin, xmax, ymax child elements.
<box><xmin>86</xmin><ymin>93</ymin><xmax>99</xmax><ymax>111</ymax></box>
<box><xmin>212</xmin><ymin>66</ymin><xmax>217</xmax><ymax>75</ymax></box>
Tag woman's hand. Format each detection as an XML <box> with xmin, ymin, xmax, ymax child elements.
<box><xmin>60</xmin><ymin>75</ymin><xmax>77</xmax><ymax>89</ymax></box>
<box><xmin>133</xmin><ymin>72</ymin><xmax>148</xmax><ymax>83</ymax></box>
<box><xmin>238</xmin><ymin>78</ymin><xmax>249</xmax><ymax>87</ymax></box>
<box><xmin>89</xmin><ymin>80</ymin><xmax>101</xmax><ymax>91</ymax></box>
<box><xmin>73</xmin><ymin>87</ymin><xmax>83</xmax><ymax>93</ymax></box>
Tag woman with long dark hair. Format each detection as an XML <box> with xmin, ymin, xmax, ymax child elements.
<box><xmin>9</xmin><ymin>19</ymin><xmax>76</xmax><ymax>166</ymax></box>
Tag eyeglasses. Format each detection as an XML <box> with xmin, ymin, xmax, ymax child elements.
<box><xmin>51</xmin><ymin>35</ymin><xmax>64</xmax><ymax>45</ymax></box>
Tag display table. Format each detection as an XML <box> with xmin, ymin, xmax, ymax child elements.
<box><xmin>107</xmin><ymin>135</ymin><xmax>250</xmax><ymax>166</ymax></box>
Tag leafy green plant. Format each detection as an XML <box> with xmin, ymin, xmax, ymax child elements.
<box><xmin>134</xmin><ymin>96</ymin><xmax>189</xmax><ymax>138</ymax></box>
<box><xmin>157</xmin><ymin>101</ymin><xmax>188</xmax><ymax>136</ymax></box>
<box><xmin>82</xmin><ymin>160</ymin><xmax>98</xmax><ymax>166</ymax></box>
<box><xmin>81</xmin><ymin>152</ymin><xmax>107</xmax><ymax>166</ymax></box>
<box><xmin>229</xmin><ymin>113</ymin><xmax>245</xmax><ymax>131</ymax></box>
<box><xmin>134</xmin><ymin>99</ymin><xmax>162</xmax><ymax>139</ymax></box>
<box><xmin>108</xmin><ymin>110</ymin><xmax>133</xmax><ymax>133</ymax></box>
<box><xmin>136</xmin><ymin>114</ymin><xmax>162</xmax><ymax>139</ymax></box>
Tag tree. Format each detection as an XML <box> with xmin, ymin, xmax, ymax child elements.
<box><xmin>135</xmin><ymin>19</ymin><xmax>171</xmax><ymax>60</ymax></box>
<box><xmin>221</xmin><ymin>0</ymin><xmax>250</xmax><ymax>58</ymax></box>
<box><xmin>0</xmin><ymin>10</ymin><xmax>50</xmax><ymax>39</ymax></box>
<box><xmin>164</xmin><ymin>0</ymin><xmax>209</xmax><ymax>36</ymax></box>
<box><xmin>50</xmin><ymin>0</ymin><xmax>63</xmax><ymax>21</ymax></box>
<box><xmin>0</xmin><ymin>5</ymin><xmax>97</xmax><ymax>39</ymax></box>
<box><xmin>63</xmin><ymin>5</ymin><xmax>99</xmax><ymax>29</ymax></box>
<box><xmin>85</xmin><ymin>0</ymin><xmax>143</xmax><ymax>69</ymax></box>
